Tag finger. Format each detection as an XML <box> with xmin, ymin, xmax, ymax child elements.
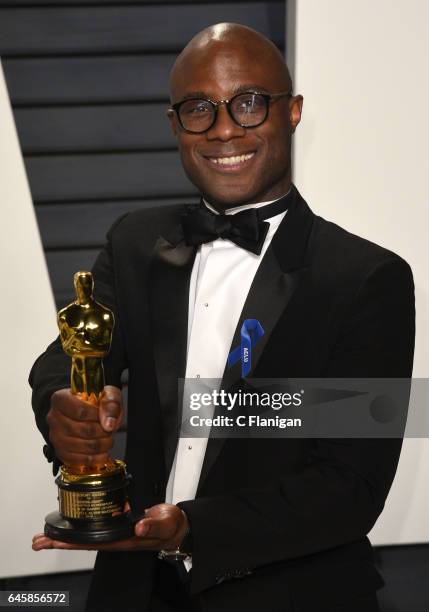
<box><xmin>32</xmin><ymin>534</ymin><xmax>148</xmax><ymax>552</ymax></box>
<box><xmin>32</xmin><ymin>533</ymin><xmax>47</xmax><ymax>545</ymax></box>
<box><xmin>52</xmin><ymin>411</ymin><xmax>111</xmax><ymax>440</ymax></box>
<box><xmin>102</xmin><ymin>386</ymin><xmax>122</xmax><ymax>404</ymax></box>
<box><xmin>32</xmin><ymin>536</ymin><xmax>76</xmax><ymax>551</ymax></box>
<box><xmin>99</xmin><ymin>386</ymin><xmax>123</xmax><ymax>432</ymax></box>
<box><xmin>51</xmin><ymin>390</ymin><xmax>99</xmax><ymax>423</ymax></box>
<box><xmin>53</xmin><ymin>450</ymin><xmax>111</xmax><ymax>469</ymax></box>
<box><xmin>134</xmin><ymin>517</ymin><xmax>172</xmax><ymax>539</ymax></box>
<box><xmin>51</xmin><ymin>433</ymin><xmax>113</xmax><ymax>456</ymax></box>
<box><xmin>135</xmin><ymin>518</ymin><xmax>151</xmax><ymax>537</ymax></box>
<box><xmin>48</xmin><ymin>424</ymin><xmax>113</xmax><ymax>465</ymax></box>
<box><xmin>32</xmin><ymin>535</ymin><xmax>53</xmax><ymax>550</ymax></box>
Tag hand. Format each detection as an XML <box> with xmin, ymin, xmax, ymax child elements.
<box><xmin>32</xmin><ymin>504</ymin><xmax>189</xmax><ymax>553</ymax></box>
<box><xmin>46</xmin><ymin>385</ymin><xmax>123</xmax><ymax>468</ymax></box>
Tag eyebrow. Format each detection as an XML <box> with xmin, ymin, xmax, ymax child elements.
<box><xmin>232</xmin><ymin>83</ymin><xmax>270</xmax><ymax>95</ymax></box>
<box><xmin>177</xmin><ymin>84</ymin><xmax>270</xmax><ymax>102</ymax></box>
<box><xmin>180</xmin><ymin>91</ymin><xmax>209</xmax><ymax>101</ymax></box>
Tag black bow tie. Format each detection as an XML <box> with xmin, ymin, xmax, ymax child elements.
<box><xmin>182</xmin><ymin>192</ymin><xmax>291</xmax><ymax>255</ymax></box>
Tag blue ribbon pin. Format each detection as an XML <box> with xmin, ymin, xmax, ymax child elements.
<box><xmin>227</xmin><ymin>319</ymin><xmax>265</xmax><ymax>378</ymax></box>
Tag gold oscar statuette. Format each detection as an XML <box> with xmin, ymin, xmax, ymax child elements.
<box><xmin>44</xmin><ymin>271</ymin><xmax>133</xmax><ymax>543</ymax></box>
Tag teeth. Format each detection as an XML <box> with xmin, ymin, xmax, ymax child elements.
<box><xmin>210</xmin><ymin>152</ymin><xmax>255</xmax><ymax>165</ymax></box>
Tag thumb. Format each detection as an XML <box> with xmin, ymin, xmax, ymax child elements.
<box><xmin>135</xmin><ymin>517</ymin><xmax>159</xmax><ymax>538</ymax></box>
<box><xmin>99</xmin><ymin>385</ymin><xmax>123</xmax><ymax>432</ymax></box>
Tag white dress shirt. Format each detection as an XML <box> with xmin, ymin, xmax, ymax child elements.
<box><xmin>165</xmin><ymin>195</ymin><xmax>288</xmax><ymax>519</ymax></box>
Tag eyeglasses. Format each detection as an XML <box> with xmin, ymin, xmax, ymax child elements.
<box><xmin>169</xmin><ymin>90</ymin><xmax>293</xmax><ymax>134</ymax></box>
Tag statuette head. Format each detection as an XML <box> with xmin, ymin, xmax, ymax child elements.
<box><xmin>74</xmin><ymin>271</ymin><xmax>94</xmax><ymax>304</ymax></box>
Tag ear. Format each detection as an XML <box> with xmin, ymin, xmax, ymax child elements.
<box><xmin>289</xmin><ymin>95</ymin><xmax>304</xmax><ymax>133</ymax></box>
<box><xmin>166</xmin><ymin>108</ymin><xmax>179</xmax><ymax>137</ymax></box>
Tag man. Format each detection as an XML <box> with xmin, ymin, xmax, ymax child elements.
<box><xmin>30</xmin><ymin>23</ymin><xmax>415</xmax><ymax>612</ymax></box>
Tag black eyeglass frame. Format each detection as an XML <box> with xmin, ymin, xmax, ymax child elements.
<box><xmin>168</xmin><ymin>90</ymin><xmax>293</xmax><ymax>134</ymax></box>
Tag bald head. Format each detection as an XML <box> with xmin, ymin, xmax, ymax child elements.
<box><xmin>169</xmin><ymin>23</ymin><xmax>292</xmax><ymax>102</ymax></box>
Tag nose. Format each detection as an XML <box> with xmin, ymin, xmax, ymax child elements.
<box><xmin>205</xmin><ymin>103</ymin><xmax>245</xmax><ymax>142</ymax></box>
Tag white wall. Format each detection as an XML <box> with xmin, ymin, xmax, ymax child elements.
<box><xmin>291</xmin><ymin>0</ymin><xmax>429</xmax><ymax>544</ymax></box>
<box><xmin>0</xmin><ymin>62</ymin><xmax>95</xmax><ymax>577</ymax></box>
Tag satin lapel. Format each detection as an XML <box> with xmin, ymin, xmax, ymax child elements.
<box><xmin>149</xmin><ymin>230</ymin><xmax>196</xmax><ymax>475</ymax></box>
<box><xmin>197</xmin><ymin>186</ymin><xmax>315</xmax><ymax>491</ymax></box>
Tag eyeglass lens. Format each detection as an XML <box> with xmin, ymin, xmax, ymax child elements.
<box><xmin>178</xmin><ymin>93</ymin><xmax>268</xmax><ymax>132</ymax></box>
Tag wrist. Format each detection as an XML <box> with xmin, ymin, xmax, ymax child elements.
<box><xmin>158</xmin><ymin>509</ymin><xmax>192</xmax><ymax>562</ymax></box>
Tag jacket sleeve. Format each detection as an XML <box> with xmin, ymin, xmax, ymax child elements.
<box><xmin>178</xmin><ymin>257</ymin><xmax>415</xmax><ymax>594</ymax></box>
<box><xmin>29</xmin><ymin>218</ymin><xmax>128</xmax><ymax>472</ymax></box>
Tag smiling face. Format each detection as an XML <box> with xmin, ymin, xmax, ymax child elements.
<box><xmin>168</xmin><ymin>24</ymin><xmax>303</xmax><ymax>210</ymax></box>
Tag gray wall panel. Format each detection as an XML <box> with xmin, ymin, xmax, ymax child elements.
<box><xmin>0</xmin><ymin>0</ymin><xmax>271</xmax><ymax>5</ymax></box>
<box><xmin>26</xmin><ymin>151</ymin><xmax>196</xmax><ymax>203</ymax></box>
<box><xmin>0</xmin><ymin>3</ymin><xmax>284</xmax><ymax>56</ymax></box>
<box><xmin>3</xmin><ymin>55</ymin><xmax>175</xmax><ymax>105</ymax></box>
<box><xmin>14</xmin><ymin>103</ymin><xmax>175</xmax><ymax>153</ymax></box>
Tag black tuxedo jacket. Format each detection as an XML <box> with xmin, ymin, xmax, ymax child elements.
<box><xmin>30</xmin><ymin>186</ymin><xmax>415</xmax><ymax>612</ymax></box>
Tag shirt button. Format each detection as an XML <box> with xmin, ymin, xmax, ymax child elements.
<box><xmin>196</xmin><ymin>374</ymin><xmax>200</xmax><ymax>378</ymax></box>
<box><xmin>204</xmin><ymin>302</ymin><xmax>209</xmax><ymax>307</ymax></box>
<box><xmin>188</xmin><ymin>445</ymin><xmax>192</xmax><ymax>450</ymax></box>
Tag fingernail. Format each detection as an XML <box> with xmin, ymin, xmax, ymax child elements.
<box><xmin>135</xmin><ymin>521</ymin><xmax>146</xmax><ymax>536</ymax></box>
<box><xmin>105</xmin><ymin>417</ymin><xmax>115</xmax><ymax>431</ymax></box>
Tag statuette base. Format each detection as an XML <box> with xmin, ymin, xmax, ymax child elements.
<box><xmin>44</xmin><ymin>459</ymin><xmax>133</xmax><ymax>543</ymax></box>
<box><xmin>44</xmin><ymin>510</ymin><xmax>134</xmax><ymax>544</ymax></box>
